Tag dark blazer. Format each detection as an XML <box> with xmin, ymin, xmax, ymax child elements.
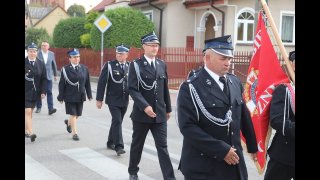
<box><xmin>57</xmin><ymin>63</ymin><xmax>92</xmax><ymax>103</ymax></box>
<box><xmin>37</xmin><ymin>50</ymin><xmax>57</xmax><ymax>80</ymax></box>
<box><xmin>177</xmin><ymin>68</ymin><xmax>258</xmax><ymax>180</ymax></box>
<box><xmin>96</xmin><ymin>60</ymin><xmax>129</xmax><ymax>107</ymax></box>
<box><xmin>128</xmin><ymin>56</ymin><xmax>171</xmax><ymax>123</ymax></box>
<box><xmin>267</xmin><ymin>84</ymin><xmax>295</xmax><ymax>167</ymax></box>
<box><xmin>25</xmin><ymin>58</ymin><xmax>47</xmax><ymax>102</ymax></box>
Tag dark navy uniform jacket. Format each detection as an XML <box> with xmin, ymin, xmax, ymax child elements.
<box><xmin>128</xmin><ymin>56</ymin><xmax>171</xmax><ymax>123</ymax></box>
<box><xmin>268</xmin><ymin>84</ymin><xmax>295</xmax><ymax>167</ymax></box>
<box><xmin>57</xmin><ymin>63</ymin><xmax>92</xmax><ymax>102</ymax></box>
<box><xmin>96</xmin><ymin>60</ymin><xmax>129</xmax><ymax>107</ymax></box>
<box><xmin>177</xmin><ymin>68</ymin><xmax>258</xmax><ymax>180</ymax></box>
<box><xmin>25</xmin><ymin>58</ymin><xmax>47</xmax><ymax>102</ymax></box>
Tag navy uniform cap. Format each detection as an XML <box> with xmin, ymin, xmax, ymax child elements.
<box><xmin>141</xmin><ymin>31</ymin><xmax>160</xmax><ymax>44</ymax></box>
<box><xmin>28</xmin><ymin>42</ymin><xmax>38</xmax><ymax>50</ymax></box>
<box><xmin>116</xmin><ymin>44</ymin><xmax>130</xmax><ymax>53</ymax></box>
<box><xmin>204</xmin><ymin>35</ymin><xmax>234</xmax><ymax>58</ymax></box>
<box><xmin>67</xmin><ymin>48</ymin><xmax>80</xmax><ymax>57</ymax></box>
<box><xmin>289</xmin><ymin>51</ymin><xmax>295</xmax><ymax>62</ymax></box>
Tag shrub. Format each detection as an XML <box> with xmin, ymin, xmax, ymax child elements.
<box><xmin>90</xmin><ymin>7</ymin><xmax>154</xmax><ymax>50</ymax></box>
<box><xmin>52</xmin><ymin>17</ymin><xmax>86</xmax><ymax>48</ymax></box>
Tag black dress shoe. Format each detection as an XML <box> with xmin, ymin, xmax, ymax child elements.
<box><xmin>72</xmin><ymin>134</ymin><xmax>79</xmax><ymax>141</ymax></box>
<box><xmin>116</xmin><ymin>148</ymin><xmax>126</xmax><ymax>156</ymax></box>
<box><xmin>129</xmin><ymin>174</ymin><xmax>139</xmax><ymax>180</ymax></box>
<box><xmin>64</xmin><ymin>119</ymin><xmax>72</xmax><ymax>133</ymax></box>
<box><xmin>29</xmin><ymin>134</ymin><xmax>37</xmax><ymax>142</ymax></box>
<box><xmin>106</xmin><ymin>144</ymin><xmax>115</xmax><ymax>150</ymax></box>
<box><xmin>35</xmin><ymin>108</ymin><xmax>41</xmax><ymax>113</ymax></box>
<box><xmin>49</xmin><ymin>108</ymin><xmax>57</xmax><ymax>115</ymax></box>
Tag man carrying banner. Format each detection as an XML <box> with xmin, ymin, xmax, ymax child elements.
<box><xmin>177</xmin><ymin>35</ymin><xmax>258</xmax><ymax>180</ymax></box>
<box><xmin>264</xmin><ymin>51</ymin><xmax>295</xmax><ymax>180</ymax></box>
<box><xmin>243</xmin><ymin>11</ymin><xmax>291</xmax><ymax>174</ymax></box>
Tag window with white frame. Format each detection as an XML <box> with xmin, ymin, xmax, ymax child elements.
<box><xmin>280</xmin><ymin>12</ymin><xmax>295</xmax><ymax>44</ymax></box>
<box><xmin>143</xmin><ymin>10</ymin><xmax>153</xmax><ymax>22</ymax></box>
<box><xmin>236</xmin><ymin>10</ymin><xmax>254</xmax><ymax>43</ymax></box>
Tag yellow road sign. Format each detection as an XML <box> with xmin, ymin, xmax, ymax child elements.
<box><xmin>94</xmin><ymin>14</ymin><xmax>112</xmax><ymax>33</ymax></box>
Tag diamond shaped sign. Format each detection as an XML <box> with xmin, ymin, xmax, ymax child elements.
<box><xmin>94</xmin><ymin>14</ymin><xmax>112</xmax><ymax>33</ymax></box>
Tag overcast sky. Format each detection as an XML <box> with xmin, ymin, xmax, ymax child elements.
<box><xmin>27</xmin><ymin>0</ymin><xmax>102</xmax><ymax>12</ymax></box>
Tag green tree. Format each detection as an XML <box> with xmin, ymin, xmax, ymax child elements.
<box><xmin>90</xmin><ymin>7</ymin><xmax>155</xmax><ymax>50</ymax></box>
<box><xmin>52</xmin><ymin>17</ymin><xmax>86</xmax><ymax>48</ymax></box>
<box><xmin>25</xmin><ymin>27</ymin><xmax>50</xmax><ymax>47</ymax></box>
<box><xmin>67</xmin><ymin>4</ymin><xmax>86</xmax><ymax>17</ymax></box>
<box><xmin>80</xmin><ymin>11</ymin><xmax>100</xmax><ymax>47</ymax></box>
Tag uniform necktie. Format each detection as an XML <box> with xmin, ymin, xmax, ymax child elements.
<box><xmin>30</xmin><ymin>61</ymin><xmax>34</xmax><ymax>66</ymax></box>
<box><xmin>75</xmin><ymin>65</ymin><xmax>79</xmax><ymax>72</ymax></box>
<box><xmin>120</xmin><ymin>64</ymin><xmax>124</xmax><ymax>70</ymax></box>
<box><xmin>151</xmin><ymin>61</ymin><xmax>155</xmax><ymax>70</ymax></box>
<box><xmin>219</xmin><ymin>76</ymin><xmax>229</xmax><ymax>98</ymax></box>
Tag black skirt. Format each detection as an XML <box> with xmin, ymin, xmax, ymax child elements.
<box><xmin>65</xmin><ymin>102</ymin><xmax>83</xmax><ymax>116</ymax></box>
<box><xmin>25</xmin><ymin>100</ymin><xmax>36</xmax><ymax>108</ymax></box>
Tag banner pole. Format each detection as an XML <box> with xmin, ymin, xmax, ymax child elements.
<box><xmin>260</xmin><ymin>0</ymin><xmax>295</xmax><ymax>84</ymax></box>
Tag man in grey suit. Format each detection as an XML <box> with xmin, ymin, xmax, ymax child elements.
<box><xmin>35</xmin><ymin>41</ymin><xmax>58</xmax><ymax>115</ymax></box>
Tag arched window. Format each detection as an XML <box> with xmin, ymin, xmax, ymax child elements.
<box><xmin>236</xmin><ymin>10</ymin><xmax>254</xmax><ymax>43</ymax></box>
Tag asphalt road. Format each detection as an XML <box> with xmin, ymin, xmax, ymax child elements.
<box><xmin>25</xmin><ymin>78</ymin><xmax>265</xmax><ymax>180</ymax></box>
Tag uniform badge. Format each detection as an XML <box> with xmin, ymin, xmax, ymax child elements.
<box><xmin>206</xmin><ymin>79</ymin><xmax>211</xmax><ymax>85</ymax></box>
<box><xmin>116</xmin><ymin>63</ymin><xmax>119</xmax><ymax>66</ymax></box>
<box><xmin>144</xmin><ymin>61</ymin><xmax>147</xmax><ymax>66</ymax></box>
<box><xmin>113</xmin><ymin>70</ymin><xmax>120</xmax><ymax>75</ymax></box>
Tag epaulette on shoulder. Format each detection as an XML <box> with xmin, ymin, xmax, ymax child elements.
<box><xmin>101</xmin><ymin>62</ymin><xmax>108</xmax><ymax>69</ymax></box>
<box><xmin>227</xmin><ymin>72</ymin><xmax>236</xmax><ymax>77</ymax></box>
<box><xmin>156</xmin><ymin>58</ymin><xmax>164</xmax><ymax>62</ymax></box>
<box><xmin>132</xmin><ymin>58</ymin><xmax>139</xmax><ymax>62</ymax></box>
<box><xmin>186</xmin><ymin>73</ymin><xmax>199</xmax><ymax>83</ymax></box>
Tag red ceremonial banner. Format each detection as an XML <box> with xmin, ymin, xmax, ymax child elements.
<box><xmin>242</xmin><ymin>11</ymin><xmax>290</xmax><ymax>174</ymax></box>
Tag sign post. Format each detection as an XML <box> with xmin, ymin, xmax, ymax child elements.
<box><xmin>94</xmin><ymin>14</ymin><xmax>112</xmax><ymax>71</ymax></box>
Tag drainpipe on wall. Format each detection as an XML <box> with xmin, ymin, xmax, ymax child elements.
<box><xmin>148</xmin><ymin>0</ymin><xmax>163</xmax><ymax>43</ymax></box>
<box><xmin>210</xmin><ymin>0</ymin><xmax>224</xmax><ymax>36</ymax></box>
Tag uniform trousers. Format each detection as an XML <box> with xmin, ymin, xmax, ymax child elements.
<box><xmin>264</xmin><ymin>158</ymin><xmax>295</xmax><ymax>180</ymax></box>
<box><xmin>37</xmin><ymin>80</ymin><xmax>54</xmax><ymax>110</ymax></box>
<box><xmin>128</xmin><ymin>121</ymin><xmax>175</xmax><ymax>180</ymax></box>
<box><xmin>107</xmin><ymin>105</ymin><xmax>127</xmax><ymax>150</ymax></box>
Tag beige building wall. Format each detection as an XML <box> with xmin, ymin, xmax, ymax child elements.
<box><xmin>137</xmin><ymin>6</ymin><xmax>159</xmax><ymax>37</ymax></box>
<box><xmin>164</xmin><ymin>0</ymin><xmax>194</xmax><ymax>47</ymax></box>
<box><xmin>267</xmin><ymin>0</ymin><xmax>295</xmax><ymax>53</ymax></box>
<box><xmin>34</xmin><ymin>8</ymin><xmax>69</xmax><ymax>36</ymax></box>
<box><xmin>189</xmin><ymin>0</ymin><xmax>295</xmax><ymax>52</ymax></box>
<box><xmin>228</xmin><ymin>0</ymin><xmax>295</xmax><ymax>52</ymax></box>
<box><xmin>31</xmin><ymin>18</ymin><xmax>40</xmax><ymax>25</ymax></box>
